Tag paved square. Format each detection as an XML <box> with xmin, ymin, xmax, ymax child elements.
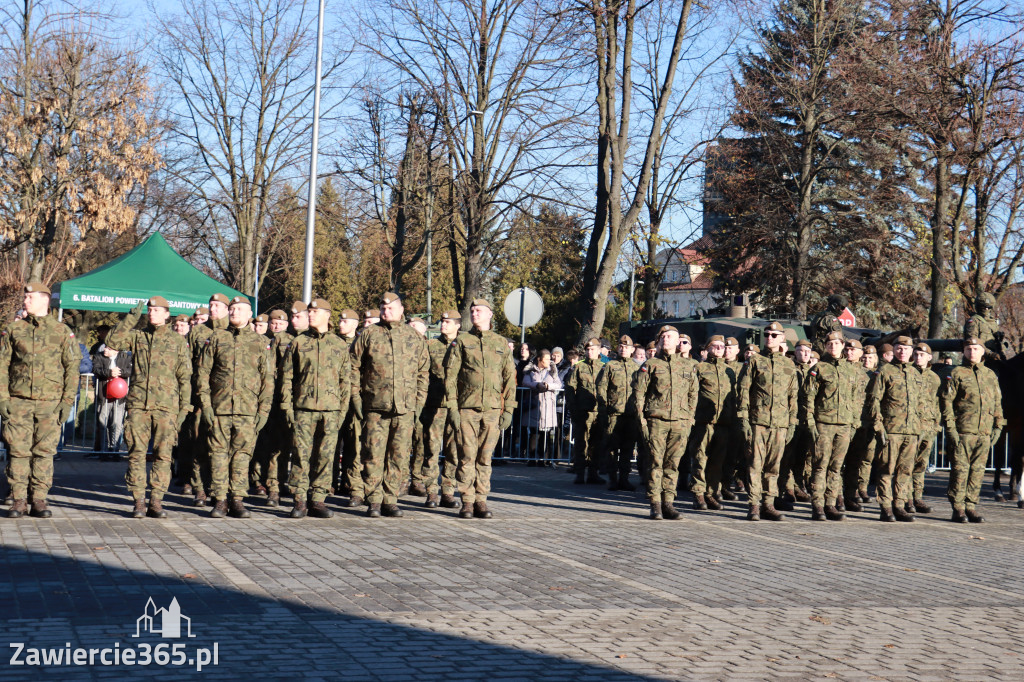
<box><xmin>2</xmin><ymin>457</ymin><xmax>1023</xmax><ymax>680</ymax></box>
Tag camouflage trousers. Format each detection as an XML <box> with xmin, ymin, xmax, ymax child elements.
<box><xmin>189</xmin><ymin>408</ymin><xmax>212</xmax><ymax>492</ymax></box>
<box><xmin>209</xmin><ymin>414</ymin><xmax>259</xmax><ymax>501</ymax></box>
<box><xmin>688</xmin><ymin>421</ymin><xmax>728</xmax><ymax>496</ymax></box>
<box><xmin>124</xmin><ymin>409</ymin><xmax>178</xmax><ymax>501</ymax></box>
<box><xmin>456</xmin><ymin>408</ymin><xmax>501</xmax><ymax>505</ymax></box>
<box><xmin>644</xmin><ymin>417</ymin><xmax>691</xmax><ymax>503</ymax></box>
<box><xmin>361</xmin><ymin>410</ymin><xmax>414</xmax><ymax>505</ymax></box>
<box><xmin>780</xmin><ymin>426</ymin><xmax>814</xmax><ymax>493</ymax></box>
<box><xmin>947</xmin><ymin>433</ymin><xmax>990</xmax><ymax>512</ymax></box>
<box><xmin>600</xmin><ymin>413</ymin><xmax>636</xmax><ymax>480</ymax></box>
<box><xmin>292</xmin><ymin>410</ymin><xmax>342</xmax><ymax>503</ymax></box>
<box><xmin>809</xmin><ymin>423</ymin><xmax>852</xmax><ymax>507</ymax></box>
<box><xmin>441</xmin><ymin>415</ymin><xmax>460</xmax><ymax>497</ymax></box>
<box><xmin>913</xmin><ymin>429</ymin><xmax>938</xmax><ymax>501</ymax></box>
<box><xmin>875</xmin><ymin>433</ymin><xmax>919</xmax><ymax>510</ymax></box>
<box><xmin>843</xmin><ymin>426</ymin><xmax>877</xmax><ymax>500</ymax></box>
<box><xmin>747</xmin><ymin>424</ymin><xmax>787</xmax><ymax>506</ymax></box>
<box><xmin>4</xmin><ymin>397</ymin><xmax>61</xmax><ymax>502</ymax></box>
<box><xmin>335</xmin><ymin>406</ymin><xmax>361</xmax><ymax>495</ymax></box>
<box><xmin>570</xmin><ymin>411</ymin><xmax>600</xmax><ymax>474</ymax></box>
<box><xmin>417</xmin><ymin>405</ymin><xmax>454</xmax><ymax>496</ymax></box>
<box><xmin>252</xmin><ymin>410</ymin><xmax>290</xmax><ymax>491</ymax></box>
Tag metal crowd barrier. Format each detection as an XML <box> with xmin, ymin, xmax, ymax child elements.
<box><xmin>493</xmin><ymin>386</ymin><xmax>574</xmax><ymax>464</ymax></box>
<box><xmin>58</xmin><ymin>373</ymin><xmax>126</xmax><ymax>456</ymax></box>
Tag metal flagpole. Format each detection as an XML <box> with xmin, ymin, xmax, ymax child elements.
<box><xmin>301</xmin><ymin>0</ymin><xmax>326</xmax><ymax>303</ymax></box>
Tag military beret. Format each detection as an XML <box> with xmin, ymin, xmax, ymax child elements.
<box><xmin>338</xmin><ymin>309</ymin><xmax>358</xmax><ymax>320</ymax></box>
<box><xmin>255</xmin><ymin>313</ymin><xmax>268</xmax><ymax>323</ymax></box>
<box><xmin>584</xmin><ymin>337</ymin><xmax>601</xmax><ymax>348</ymax></box>
<box><xmin>381</xmin><ymin>292</ymin><xmax>401</xmax><ymax>305</ymax></box>
<box><xmin>309</xmin><ymin>298</ymin><xmax>331</xmax><ymax>312</ymax></box>
<box><xmin>194</xmin><ymin>306</ymin><xmax>209</xmax><ymax>316</ymax></box>
<box><xmin>24</xmin><ymin>281</ymin><xmax>50</xmax><ymax>295</ymax></box>
<box><xmin>725</xmin><ymin>337</ymin><xmax>739</xmax><ymax>347</ymax></box>
<box><xmin>914</xmin><ymin>342</ymin><xmax>931</xmax><ymax>354</ymax></box>
<box><xmin>845</xmin><ymin>339</ymin><xmax>863</xmax><ymax>349</ymax></box>
<box><xmin>291</xmin><ymin>301</ymin><xmax>308</xmax><ymax>314</ymax></box>
<box><xmin>209</xmin><ymin>293</ymin><xmax>230</xmax><ymax>305</ymax></box>
<box><xmin>363</xmin><ymin>309</ymin><xmax>379</xmax><ymax>318</ymax></box>
<box><xmin>746</xmin><ymin>344</ymin><xmax>760</xmax><ymax>352</ymax></box>
<box><xmin>657</xmin><ymin>325</ymin><xmax>677</xmax><ymax>336</ymax></box>
<box><xmin>811</xmin><ymin>351</ymin><xmax>820</xmax><ymax>360</ymax></box>
<box><xmin>619</xmin><ymin>335</ymin><xmax>634</xmax><ymax>346</ymax></box>
<box><xmin>766</xmin><ymin>321</ymin><xmax>784</xmax><ymax>333</ymax></box>
<box><xmin>826</xmin><ymin>330</ymin><xmax>845</xmax><ymax>342</ymax></box>
<box><xmin>174</xmin><ymin>314</ymin><xmax>189</xmax><ymax>323</ymax></box>
<box><xmin>646</xmin><ymin>341</ymin><xmax>657</xmax><ymax>351</ymax></box>
<box><xmin>963</xmin><ymin>336</ymin><xmax>983</xmax><ymax>348</ymax></box>
<box><xmin>707</xmin><ymin>335</ymin><xmax>725</xmax><ymax>345</ymax></box>
<box><xmin>795</xmin><ymin>339</ymin><xmax>812</xmax><ymax>349</ymax></box>
<box><xmin>678</xmin><ymin>334</ymin><xmax>691</xmax><ymax>343</ymax></box>
<box><xmin>269</xmin><ymin>310</ymin><xmax>288</xmax><ymax>321</ymax></box>
<box><xmin>228</xmin><ymin>296</ymin><xmax>251</xmax><ymax>307</ymax></box>
<box><xmin>470</xmin><ymin>298</ymin><xmax>492</xmax><ymax>310</ymax></box>
<box><xmin>863</xmin><ymin>345</ymin><xmax>877</xmax><ymax>355</ymax></box>
<box><xmin>880</xmin><ymin>343</ymin><xmax>893</xmax><ymax>353</ymax></box>
<box><xmin>147</xmin><ymin>295</ymin><xmax>170</xmax><ymax>308</ymax></box>
<box><xmin>894</xmin><ymin>336</ymin><xmax>913</xmax><ymax>347</ymax></box>
<box><xmin>440</xmin><ymin>310</ymin><xmax>461</xmax><ymax>321</ymax></box>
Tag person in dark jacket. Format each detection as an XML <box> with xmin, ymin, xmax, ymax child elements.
<box><xmin>92</xmin><ymin>325</ymin><xmax>133</xmax><ymax>459</ymax></box>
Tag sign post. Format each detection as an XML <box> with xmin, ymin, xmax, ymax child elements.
<box><xmin>503</xmin><ymin>287</ymin><xmax>544</xmax><ymax>345</ymax></box>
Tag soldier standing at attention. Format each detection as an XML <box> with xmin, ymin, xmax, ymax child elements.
<box><xmin>809</xmin><ymin>294</ymin><xmax>846</xmax><ymax>354</ymax></box>
<box><xmin>0</xmin><ymin>282</ymin><xmax>79</xmax><ymax>518</ymax></box>
<box><xmin>909</xmin><ymin>343</ymin><xmax>939</xmax><ymax>515</ymax></box>
<box><xmin>106</xmin><ymin>297</ymin><xmax>191</xmax><ymax>519</ymax></box>
<box><xmin>842</xmin><ymin>342</ymin><xmax>876</xmax><ymax>511</ymax></box>
<box><xmin>444</xmin><ymin>299</ymin><xmax>516</xmax><ymax>519</ymax></box>
<box><xmin>253</xmin><ymin>314</ymin><xmax>269</xmax><ymax>336</ymax></box>
<box><xmin>687</xmin><ymin>335</ymin><xmax>736</xmax><ymax>511</ymax></box>
<box><xmin>869</xmin><ymin>336</ymin><xmax>922</xmax><ymax>522</ymax></box>
<box><xmin>406</xmin><ymin>316</ymin><xmax>430</xmax><ymax>498</ymax></box>
<box><xmin>418</xmin><ymin>310</ymin><xmax>461</xmax><ymax>508</ymax></box>
<box><xmin>803</xmin><ymin>331</ymin><xmax>861</xmax><ymax>521</ymax></box>
<box><xmin>736</xmin><ymin>321</ymin><xmax>798</xmax><ymax>521</ymax></box>
<box><xmin>566</xmin><ymin>338</ymin><xmax>605</xmax><ymax>485</ymax></box>
<box><xmin>334</xmin><ymin>309</ymin><xmax>363</xmax><ymax>504</ymax></box>
<box><xmin>186</xmin><ymin>292</ymin><xmax>230</xmax><ymax>506</ymax></box>
<box><xmin>350</xmin><ymin>293</ymin><xmax>428</xmax><ymax>518</ymax></box>
<box><xmin>942</xmin><ymin>337</ymin><xmax>1004</xmax><ymax>523</ymax></box>
<box><xmin>283</xmin><ymin>302</ymin><xmax>310</xmax><ymax>497</ymax></box>
<box><xmin>281</xmin><ymin>299</ymin><xmax>353</xmax><ymax>519</ymax></box>
<box><xmin>255</xmin><ymin>309</ymin><xmax>293</xmax><ymax>506</ymax></box>
<box><xmin>633</xmin><ymin>325</ymin><xmax>699</xmax><ymax>520</ymax></box>
<box><xmin>596</xmin><ymin>335</ymin><xmax>639</xmax><ymax>491</ymax></box>
<box><xmin>197</xmin><ymin>297</ymin><xmax>273</xmax><ymax>518</ymax></box>
<box><xmin>779</xmin><ymin>339</ymin><xmax>815</xmax><ymax>509</ymax></box>
<box><xmin>716</xmin><ymin>337</ymin><xmax>744</xmax><ymax>501</ymax></box>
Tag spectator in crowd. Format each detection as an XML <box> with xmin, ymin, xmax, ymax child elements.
<box><xmin>633</xmin><ymin>347</ymin><xmax>647</xmax><ymax>365</ymax></box>
<box><xmin>91</xmin><ymin>331</ymin><xmax>132</xmax><ymax>459</ymax></box>
<box><xmin>522</xmin><ymin>349</ymin><xmax>562</xmax><ymax>466</ymax></box>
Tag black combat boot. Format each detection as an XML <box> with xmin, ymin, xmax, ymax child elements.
<box><xmin>835</xmin><ymin>496</ymin><xmax>845</xmax><ymax>512</ymax></box>
<box><xmin>824</xmin><ymin>505</ymin><xmax>845</xmax><ymax>521</ymax></box>
<box><xmin>147</xmin><ymin>499</ymin><xmax>168</xmax><ymax>519</ymax></box>
<box><xmin>760</xmin><ymin>503</ymin><xmax>784</xmax><ymax>521</ymax></box>
<box><xmin>346</xmin><ymin>495</ymin><xmax>364</xmax><ymax>508</ymax></box>
<box><xmin>458</xmin><ymin>503</ymin><xmax>473</xmax><ymax>519</ymax></box>
<box><xmin>425</xmin><ymin>494</ymin><xmax>439</xmax><ymax>508</ymax></box>
<box><xmin>879</xmin><ymin>507</ymin><xmax>896</xmax><ymax>522</ymax></box>
<box><xmin>705</xmin><ymin>493</ymin><xmax>721</xmax><ymax>511</ymax></box>
<box><xmin>913</xmin><ymin>499</ymin><xmax>932</xmax><ymax>514</ymax></box>
<box><xmin>408</xmin><ymin>481</ymin><xmax>427</xmax><ymax>497</ymax></box>
<box><xmin>440</xmin><ymin>493</ymin><xmax>459</xmax><ymax>508</ymax></box>
<box><xmin>267</xmin><ymin>490</ymin><xmax>280</xmax><ymax>507</ymax></box>
<box><xmin>381</xmin><ymin>503</ymin><xmax>404</xmax><ymax>518</ymax></box>
<box><xmin>367</xmin><ymin>503</ymin><xmax>382</xmax><ymax>518</ymax></box>
<box><xmin>473</xmin><ymin>501</ymin><xmax>493</xmax><ymax>519</ymax></box>
<box><xmin>965</xmin><ymin>508</ymin><xmax>985</xmax><ymax>523</ymax></box>
<box><xmin>132</xmin><ymin>499</ymin><xmax>147</xmax><ymax>519</ymax></box>
<box><xmin>649</xmin><ymin>502</ymin><xmax>663</xmax><ymax>520</ymax></box>
<box><xmin>811</xmin><ymin>505</ymin><xmax>825</xmax><ymax>521</ymax></box>
<box><xmin>661</xmin><ymin>498</ymin><xmax>680</xmax><ymax>520</ymax></box>
<box><xmin>951</xmin><ymin>508</ymin><xmax>968</xmax><ymax>523</ymax></box>
<box><xmin>290</xmin><ymin>499</ymin><xmax>307</xmax><ymax>518</ymax></box>
<box><xmin>773</xmin><ymin>496</ymin><xmax>794</xmax><ymax>512</ymax></box>
<box><xmin>8</xmin><ymin>499</ymin><xmax>27</xmax><ymax>519</ymax></box>
<box><xmin>29</xmin><ymin>500</ymin><xmax>52</xmax><ymax>518</ymax></box>
<box><xmin>229</xmin><ymin>498</ymin><xmax>251</xmax><ymax>518</ymax></box>
<box><xmin>308</xmin><ymin>501</ymin><xmax>333</xmax><ymax>518</ymax></box>
<box><xmin>193</xmin><ymin>489</ymin><xmax>208</xmax><ymax>507</ymax></box>
<box><xmin>746</xmin><ymin>504</ymin><xmax>760</xmax><ymax>521</ymax></box>
<box><xmin>692</xmin><ymin>493</ymin><xmax>708</xmax><ymax>511</ymax></box>
<box><xmin>209</xmin><ymin>499</ymin><xmax>228</xmax><ymax>518</ymax></box>
<box><xmin>892</xmin><ymin>505</ymin><xmax>915</xmax><ymax>522</ymax></box>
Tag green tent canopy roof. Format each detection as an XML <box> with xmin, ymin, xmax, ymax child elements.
<box><xmin>57</xmin><ymin>233</ymin><xmax>252</xmax><ymax>316</ymax></box>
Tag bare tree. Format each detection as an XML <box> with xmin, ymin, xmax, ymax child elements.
<box><xmin>152</xmin><ymin>0</ymin><xmax>349</xmax><ymax>296</ymax></box>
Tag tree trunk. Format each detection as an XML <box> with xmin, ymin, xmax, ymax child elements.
<box><xmin>929</xmin><ymin>154</ymin><xmax>950</xmax><ymax>338</ymax></box>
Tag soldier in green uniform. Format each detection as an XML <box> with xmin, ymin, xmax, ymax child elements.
<box><xmin>736</xmin><ymin>321</ymin><xmax>798</xmax><ymax>521</ymax></box>
<box><xmin>281</xmin><ymin>299</ymin><xmax>353</xmax><ymax>519</ymax></box>
<box><xmin>910</xmin><ymin>342</ymin><xmax>940</xmax><ymax>514</ymax></box>
<box><xmin>406</xmin><ymin>316</ymin><xmax>430</xmax><ymax>497</ymax></box>
<box><xmin>350</xmin><ymin>293</ymin><xmax>428</xmax><ymax>518</ymax></box>
<box><xmin>809</xmin><ymin>294</ymin><xmax>846</xmax><ymax>354</ymax></box>
<box><xmin>716</xmin><ymin>337</ymin><xmax>744</xmax><ymax>501</ymax></box>
<box><xmin>804</xmin><ymin>331</ymin><xmax>862</xmax><ymax>521</ymax></box>
<box><xmin>963</xmin><ymin>292</ymin><xmax>1004</xmax><ymax>360</ymax></box>
<box><xmin>942</xmin><ymin>337</ymin><xmax>1004</xmax><ymax>523</ymax></box>
<box><xmin>334</xmin><ymin>309</ymin><xmax>363</xmax><ymax>505</ymax></box>
<box><xmin>596</xmin><ymin>335</ymin><xmax>639</xmax><ymax>491</ymax></box>
<box><xmin>633</xmin><ymin>325</ymin><xmax>698</xmax><ymax>520</ymax></box>
<box><xmin>842</xmin><ymin>341</ymin><xmax>876</xmax><ymax>511</ymax></box>
<box><xmin>256</xmin><ymin>307</ymin><xmax>299</xmax><ymax>507</ymax></box>
<box><xmin>779</xmin><ymin>340</ymin><xmax>815</xmax><ymax>509</ymax></box>
<box><xmin>566</xmin><ymin>338</ymin><xmax>605</xmax><ymax>484</ymax></box>
<box><xmin>416</xmin><ymin>310</ymin><xmax>461</xmax><ymax>508</ymax></box>
<box><xmin>869</xmin><ymin>336</ymin><xmax>922</xmax><ymax>522</ymax></box>
<box><xmin>284</xmin><ymin>301</ymin><xmax>311</xmax><ymax>497</ymax></box>
<box><xmin>687</xmin><ymin>335</ymin><xmax>736</xmax><ymax>511</ymax></box>
<box><xmin>443</xmin><ymin>299</ymin><xmax>516</xmax><ymax>519</ymax></box>
<box><xmin>0</xmin><ymin>282</ymin><xmax>80</xmax><ymax>518</ymax></box>
<box><xmin>197</xmin><ymin>297</ymin><xmax>273</xmax><ymax>518</ymax></box>
<box><xmin>185</xmin><ymin>292</ymin><xmax>230</xmax><ymax>506</ymax></box>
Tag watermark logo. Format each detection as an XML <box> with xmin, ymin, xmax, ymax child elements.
<box><xmin>9</xmin><ymin>597</ymin><xmax>218</xmax><ymax>671</ymax></box>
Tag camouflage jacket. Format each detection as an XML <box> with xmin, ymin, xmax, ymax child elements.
<box><xmin>281</xmin><ymin>328</ymin><xmax>354</xmax><ymax>413</ymax></box>
<box><xmin>108</xmin><ymin>310</ymin><xmax>191</xmax><ymax>414</ymax></box>
<box><xmin>736</xmin><ymin>350</ymin><xmax>798</xmax><ymax>428</ymax></box>
<box><xmin>941</xmin><ymin>360</ymin><xmax>1004</xmax><ymax>435</ymax></box>
<box><xmin>917</xmin><ymin>365</ymin><xmax>941</xmax><ymax>432</ymax></box>
<box><xmin>425</xmin><ymin>335</ymin><xmax>456</xmax><ymax>408</ymax></box>
<box><xmin>0</xmin><ymin>314</ymin><xmax>79</xmax><ymax>405</ymax></box>
<box><xmin>269</xmin><ymin>330</ymin><xmax>295</xmax><ymax>410</ymax></box>
<box><xmin>868</xmin><ymin>360</ymin><xmax>922</xmax><ymax>435</ymax></box>
<box><xmin>596</xmin><ymin>357</ymin><xmax>637</xmax><ymax>416</ymax></box>
<box><xmin>632</xmin><ymin>353</ymin><xmax>699</xmax><ymax>422</ymax></box>
<box><xmin>197</xmin><ymin>324</ymin><xmax>273</xmax><ymax>417</ymax></box>
<box><xmin>443</xmin><ymin>327</ymin><xmax>516</xmax><ymax>413</ymax></box>
<box><xmin>795</xmin><ymin>362</ymin><xmax>811</xmax><ymax>424</ymax></box>
<box><xmin>350</xmin><ymin>321</ymin><xmax>428</xmax><ymax>415</ymax></box>
<box><xmin>803</xmin><ymin>355</ymin><xmax>862</xmax><ymax>427</ymax></box>
<box><xmin>187</xmin><ymin>316</ymin><xmax>228</xmax><ymax>408</ymax></box>
<box><xmin>859</xmin><ymin>368</ymin><xmax>878</xmax><ymax>426</ymax></box>
<box><xmin>565</xmin><ymin>358</ymin><xmax>601</xmax><ymax>414</ymax></box>
<box><xmin>963</xmin><ymin>314</ymin><xmax>998</xmax><ymax>349</ymax></box>
<box><xmin>810</xmin><ymin>312</ymin><xmax>843</xmax><ymax>353</ymax></box>
<box><xmin>692</xmin><ymin>357</ymin><xmax>736</xmax><ymax>425</ymax></box>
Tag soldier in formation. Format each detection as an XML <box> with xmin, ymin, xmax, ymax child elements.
<box><xmin>565</xmin><ymin>338</ymin><xmax>605</xmax><ymax>484</ymax></box>
<box><xmin>686</xmin><ymin>335</ymin><xmax>735</xmax><ymax>511</ymax></box>
<box><xmin>596</xmin><ymin>335</ymin><xmax>639</xmax><ymax>491</ymax></box>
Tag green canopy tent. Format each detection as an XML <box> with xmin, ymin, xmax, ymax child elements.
<box><xmin>56</xmin><ymin>232</ymin><xmax>252</xmax><ymax>316</ymax></box>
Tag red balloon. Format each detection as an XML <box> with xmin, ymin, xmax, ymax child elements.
<box><xmin>106</xmin><ymin>377</ymin><xmax>128</xmax><ymax>400</ymax></box>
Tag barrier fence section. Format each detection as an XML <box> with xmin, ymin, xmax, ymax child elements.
<box><xmin>45</xmin><ymin>376</ymin><xmax>1013</xmax><ymax>475</ymax></box>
